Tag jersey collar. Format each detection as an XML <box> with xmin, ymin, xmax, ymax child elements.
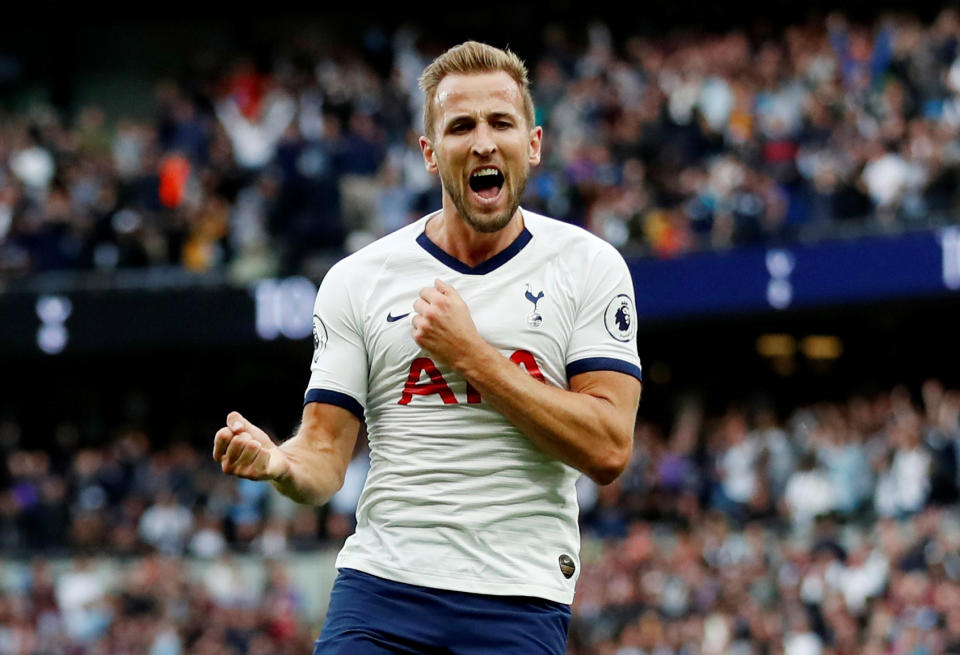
<box><xmin>416</xmin><ymin>215</ymin><xmax>533</xmax><ymax>275</ymax></box>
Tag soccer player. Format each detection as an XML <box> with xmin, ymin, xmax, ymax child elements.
<box><xmin>213</xmin><ymin>41</ymin><xmax>643</xmax><ymax>654</ymax></box>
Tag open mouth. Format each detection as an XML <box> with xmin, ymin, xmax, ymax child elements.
<box><xmin>468</xmin><ymin>168</ymin><xmax>505</xmax><ymax>200</ymax></box>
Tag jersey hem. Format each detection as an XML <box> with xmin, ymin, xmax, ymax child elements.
<box><xmin>304</xmin><ymin>389</ymin><xmax>364</xmax><ymax>420</ymax></box>
<box><xmin>336</xmin><ymin>554</ymin><xmax>575</xmax><ymax>605</ymax></box>
<box><xmin>565</xmin><ymin>357</ymin><xmax>642</xmax><ymax>382</ymax></box>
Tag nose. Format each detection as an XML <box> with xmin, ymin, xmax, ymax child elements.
<box><xmin>471</xmin><ymin>122</ymin><xmax>496</xmax><ymax>158</ymax></box>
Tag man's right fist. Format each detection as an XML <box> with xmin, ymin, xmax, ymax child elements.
<box><xmin>213</xmin><ymin>411</ymin><xmax>288</xmax><ymax>481</ymax></box>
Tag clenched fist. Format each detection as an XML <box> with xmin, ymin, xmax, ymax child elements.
<box><xmin>412</xmin><ymin>279</ymin><xmax>483</xmax><ymax>370</ymax></box>
<box><xmin>213</xmin><ymin>411</ymin><xmax>289</xmax><ymax>481</ymax></box>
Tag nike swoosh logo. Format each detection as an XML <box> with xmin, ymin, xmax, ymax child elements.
<box><xmin>386</xmin><ymin>312</ymin><xmax>410</xmax><ymax>323</ymax></box>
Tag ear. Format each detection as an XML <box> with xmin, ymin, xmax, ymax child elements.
<box><xmin>528</xmin><ymin>125</ymin><xmax>543</xmax><ymax>167</ymax></box>
<box><xmin>419</xmin><ymin>135</ymin><xmax>439</xmax><ymax>175</ymax></box>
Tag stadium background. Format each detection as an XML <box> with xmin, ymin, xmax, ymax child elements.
<box><xmin>3</xmin><ymin>2</ymin><xmax>960</xmax><ymax>654</ymax></box>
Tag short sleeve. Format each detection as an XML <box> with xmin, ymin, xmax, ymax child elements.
<box><xmin>564</xmin><ymin>243</ymin><xmax>642</xmax><ymax>382</ymax></box>
<box><xmin>304</xmin><ymin>261</ymin><xmax>368</xmax><ymax>419</ymax></box>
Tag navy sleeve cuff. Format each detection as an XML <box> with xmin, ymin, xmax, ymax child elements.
<box><xmin>304</xmin><ymin>389</ymin><xmax>364</xmax><ymax>420</ymax></box>
<box><xmin>566</xmin><ymin>357</ymin><xmax>642</xmax><ymax>382</ymax></box>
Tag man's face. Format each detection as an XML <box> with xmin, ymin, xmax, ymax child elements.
<box><xmin>420</xmin><ymin>71</ymin><xmax>542</xmax><ymax>233</ymax></box>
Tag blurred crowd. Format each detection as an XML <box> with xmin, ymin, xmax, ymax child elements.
<box><xmin>0</xmin><ymin>422</ymin><xmax>366</xmax><ymax>654</ymax></box>
<box><xmin>5</xmin><ymin>11</ymin><xmax>960</xmax><ymax>279</ymax></box>
<box><xmin>0</xmin><ymin>424</ymin><xmax>370</xmax><ymax>557</ymax></box>
<box><xmin>1</xmin><ymin>379</ymin><xmax>959</xmax><ymax>653</ymax></box>
<box><xmin>0</xmin><ymin>555</ymin><xmax>316</xmax><ymax>655</ymax></box>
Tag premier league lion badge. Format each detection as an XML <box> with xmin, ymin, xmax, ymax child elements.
<box><xmin>312</xmin><ymin>314</ymin><xmax>328</xmax><ymax>362</ymax></box>
<box><xmin>603</xmin><ymin>294</ymin><xmax>636</xmax><ymax>342</ymax></box>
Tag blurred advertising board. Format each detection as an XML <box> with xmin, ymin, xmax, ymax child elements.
<box><xmin>2</xmin><ymin>228</ymin><xmax>959</xmax><ymax>355</ymax></box>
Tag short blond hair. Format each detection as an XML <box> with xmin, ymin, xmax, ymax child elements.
<box><xmin>418</xmin><ymin>41</ymin><xmax>535</xmax><ymax>140</ymax></box>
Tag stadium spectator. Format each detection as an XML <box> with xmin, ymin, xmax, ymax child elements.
<box><xmin>138</xmin><ymin>490</ymin><xmax>194</xmax><ymax>555</ymax></box>
<box><xmin>711</xmin><ymin>410</ymin><xmax>761</xmax><ymax>521</ymax></box>
<box><xmin>783</xmin><ymin>451</ymin><xmax>836</xmax><ymax>530</ymax></box>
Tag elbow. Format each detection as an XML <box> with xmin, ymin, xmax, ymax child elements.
<box><xmin>332</xmin><ymin>468</ymin><xmax>348</xmax><ymax>495</ymax></box>
<box><xmin>318</xmin><ymin>466</ymin><xmax>348</xmax><ymax>504</ymax></box>
<box><xmin>587</xmin><ymin>444</ymin><xmax>631</xmax><ymax>486</ymax></box>
<box><xmin>301</xmin><ymin>472</ymin><xmax>345</xmax><ymax>507</ymax></box>
<box><xmin>588</xmin><ymin>461</ymin><xmax>627</xmax><ymax>486</ymax></box>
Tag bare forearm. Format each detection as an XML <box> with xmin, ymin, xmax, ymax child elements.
<box><xmin>457</xmin><ymin>344</ymin><xmax>639</xmax><ymax>484</ymax></box>
<box><xmin>214</xmin><ymin>405</ymin><xmax>359</xmax><ymax>505</ymax></box>
<box><xmin>270</xmin><ymin>433</ymin><xmax>348</xmax><ymax>505</ymax></box>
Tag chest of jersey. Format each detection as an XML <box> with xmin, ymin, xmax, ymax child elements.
<box><xmin>361</xmin><ymin>256</ymin><xmax>577</xmax><ymax>409</ymax></box>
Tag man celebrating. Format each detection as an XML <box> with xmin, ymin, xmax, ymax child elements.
<box><xmin>213</xmin><ymin>41</ymin><xmax>642</xmax><ymax>654</ymax></box>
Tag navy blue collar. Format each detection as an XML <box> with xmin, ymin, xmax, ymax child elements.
<box><xmin>416</xmin><ymin>224</ymin><xmax>533</xmax><ymax>275</ymax></box>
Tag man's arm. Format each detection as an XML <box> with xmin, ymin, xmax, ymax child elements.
<box><xmin>212</xmin><ymin>403</ymin><xmax>361</xmax><ymax>505</ymax></box>
<box><xmin>462</xmin><ymin>354</ymin><xmax>641</xmax><ymax>485</ymax></box>
<box><xmin>413</xmin><ymin>280</ymin><xmax>641</xmax><ymax>485</ymax></box>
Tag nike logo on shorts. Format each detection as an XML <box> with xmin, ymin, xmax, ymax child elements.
<box><xmin>386</xmin><ymin>312</ymin><xmax>410</xmax><ymax>323</ymax></box>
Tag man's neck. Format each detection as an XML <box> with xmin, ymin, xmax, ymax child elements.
<box><xmin>426</xmin><ymin>206</ymin><xmax>524</xmax><ymax>268</ymax></box>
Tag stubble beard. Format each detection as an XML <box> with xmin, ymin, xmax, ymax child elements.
<box><xmin>441</xmin><ymin>167</ymin><xmax>529</xmax><ymax>234</ymax></box>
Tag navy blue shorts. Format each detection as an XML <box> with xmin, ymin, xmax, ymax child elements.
<box><xmin>313</xmin><ymin>568</ymin><xmax>571</xmax><ymax>655</ymax></box>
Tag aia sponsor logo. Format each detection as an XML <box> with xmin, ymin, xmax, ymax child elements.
<box><xmin>398</xmin><ymin>350</ymin><xmax>544</xmax><ymax>405</ymax></box>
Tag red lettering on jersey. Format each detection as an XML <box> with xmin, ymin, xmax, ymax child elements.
<box><xmin>398</xmin><ymin>357</ymin><xmax>458</xmax><ymax>405</ymax></box>
<box><xmin>465</xmin><ymin>381</ymin><xmax>481</xmax><ymax>404</ymax></box>
<box><xmin>399</xmin><ymin>352</ymin><xmax>544</xmax><ymax>405</ymax></box>
<box><xmin>509</xmin><ymin>349</ymin><xmax>545</xmax><ymax>382</ymax></box>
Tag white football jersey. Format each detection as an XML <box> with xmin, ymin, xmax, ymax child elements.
<box><xmin>305</xmin><ymin>209</ymin><xmax>641</xmax><ymax>604</ymax></box>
